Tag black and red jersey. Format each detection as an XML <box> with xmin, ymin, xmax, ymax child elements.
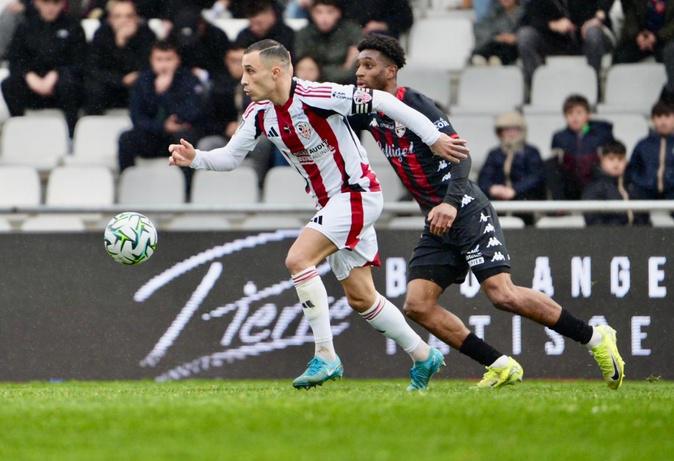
<box><xmin>349</xmin><ymin>86</ymin><xmax>488</xmax><ymax>217</ymax></box>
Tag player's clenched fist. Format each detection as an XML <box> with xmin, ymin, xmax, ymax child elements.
<box><xmin>431</xmin><ymin>133</ymin><xmax>470</xmax><ymax>164</ymax></box>
<box><xmin>427</xmin><ymin>202</ymin><xmax>457</xmax><ymax>236</ymax></box>
<box><xmin>168</xmin><ymin>138</ymin><xmax>196</xmax><ymax>167</ymax></box>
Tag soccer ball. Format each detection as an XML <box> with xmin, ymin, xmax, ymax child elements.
<box><xmin>104</xmin><ymin>212</ymin><xmax>158</xmax><ymax>265</ymax></box>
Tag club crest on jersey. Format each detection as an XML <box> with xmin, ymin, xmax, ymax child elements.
<box><xmin>353</xmin><ymin>89</ymin><xmax>373</xmax><ymax>105</ymax></box>
<box><xmin>296</xmin><ymin>121</ymin><xmax>313</xmax><ymax>140</ymax></box>
<box><xmin>395</xmin><ymin>121</ymin><xmax>407</xmax><ymax>138</ymax></box>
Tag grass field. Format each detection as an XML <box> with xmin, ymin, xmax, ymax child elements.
<box><xmin>0</xmin><ymin>380</ymin><xmax>672</xmax><ymax>461</ymax></box>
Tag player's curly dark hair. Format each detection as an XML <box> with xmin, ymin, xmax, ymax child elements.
<box><xmin>357</xmin><ymin>34</ymin><xmax>406</xmax><ymax>69</ymax></box>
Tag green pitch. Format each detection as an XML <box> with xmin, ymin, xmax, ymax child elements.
<box><xmin>1</xmin><ymin>380</ymin><xmax>672</xmax><ymax>461</ymax></box>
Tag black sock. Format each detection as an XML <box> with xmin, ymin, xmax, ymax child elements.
<box><xmin>551</xmin><ymin>309</ymin><xmax>593</xmax><ymax>344</ymax></box>
<box><xmin>459</xmin><ymin>333</ymin><xmax>503</xmax><ymax>366</ymax></box>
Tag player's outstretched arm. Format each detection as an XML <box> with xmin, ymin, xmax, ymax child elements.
<box><xmin>168</xmin><ymin>138</ymin><xmax>196</xmax><ymax>167</ymax></box>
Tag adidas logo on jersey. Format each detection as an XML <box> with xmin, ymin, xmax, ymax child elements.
<box><xmin>461</xmin><ymin>194</ymin><xmax>474</xmax><ymax>208</ymax></box>
<box><xmin>267</xmin><ymin>127</ymin><xmax>279</xmax><ymax>138</ymax></box>
<box><xmin>311</xmin><ymin>215</ymin><xmax>323</xmax><ymax>226</ymax></box>
<box><xmin>483</xmin><ymin>223</ymin><xmax>495</xmax><ymax>234</ymax></box>
<box><xmin>302</xmin><ymin>300</ymin><xmax>316</xmax><ymax>309</ymax></box>
<box><xmin>486</xmin><ymin>237</ymin><xmax>501</xmax><ymax>248</ymax></box>
<box><xmin>491</xmin><ymin>252</ymin><xmax>505</xmax><ymax>262</ymax></box>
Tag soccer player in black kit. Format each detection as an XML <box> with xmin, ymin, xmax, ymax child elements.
<box><xmin>350</xmin><ymin>34</ymin><xmax>625</xmax><ymax>389</ymax></box>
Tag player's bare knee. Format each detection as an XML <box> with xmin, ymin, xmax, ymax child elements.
<box><xmin>487</xmin><ymin>285</ymin><xmax>518</xmax><ymax>312</ymax></box>
<box><xmin>346</xmin><ymin>292</ymin><xmax>371</xmax><ymax>312</ymax></box>
<box><xmin>285</xmin><ymin>251</ymin><xmax>309</xmax><ymax>274</ymax></box>
<box><xmin>403</xmin><ymin>297</ymin><xmax>433</xmax><ymax>320</ymax></box>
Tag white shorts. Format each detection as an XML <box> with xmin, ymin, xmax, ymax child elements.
<box><xmin>305</xmin><ymin>191</ymin><xmax>384</xmax><ymax>281</ymax></box>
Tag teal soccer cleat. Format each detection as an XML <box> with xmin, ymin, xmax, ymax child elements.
<box><xmin>292</xmin><ymin>356</ymin><xmax>344</xmax><ymax>389</ymax></box>
<box><xmin>407</xmin><ymin>347</ymin><xmax>446</xmax><ymax>392</ymax></box>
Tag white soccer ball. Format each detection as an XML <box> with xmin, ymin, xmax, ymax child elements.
<box><xmin>104</xmin><ymin>212</ymin><xmax>158</xmax><ymax>265</ymax></box>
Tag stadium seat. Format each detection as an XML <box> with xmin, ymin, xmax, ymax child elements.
<box><xmin>0</xmin><ymin>217</ymin><xmax>10</xmax><ymax>232</ymax></box>
<box><xmin>650</xmin><ymin>212</ymin><xmax>674</xmax><ymax>227</ymax></box>
<box><xmin>387</xmin><ymin>215</ymin><xmax>425</xmax><ymax>229</ymax></box>
<box><xmin>0</xmin><ymin>116</ymin><xmax>69</xmax><ymax>170</ymax></box>
<box><xmin>285</xmin><ymin>18</ymin><xmax>309</xmax><ymax>31</ymax></box>
<box><xmin>81</xmin><ymin>18</ymin><xmax>101</xmax><ymax>42</ymax></box>
<box><xmin>449</xmin><ymin>115</ymin><xmax>498</xmax><ymax>178</ymax></box>
<box><xmin>535</xmin><ymin>215</ymin><xmax>586</xmax><ymax>228</ymax></box>
<box><xmin>46</xmin><ymin>166</ymin><xmax>115</xmax><ymax>207</ymax></box>
<box><xmin>262</xmin><ymin>167</ymin><xmax>312</xmax><ymax>205</ymax></box>
<box><xmin>166</xmin><ymin>215</ymin><xmax>233</xmax><ymax>231</ymax></box>
<box><xmin>407</xmin><ymin>17</ymin><xmax>473</xmax><ymax>71</ymax></box>
<box><xmin>524</xmin><ymin>114</ymin><xmax>566</xmax><ymax>159</ymax></box>
<box><xmin>360</xmin><ymin>131</ymin><xmax>388</xmax><ymax>168</ymax></box>
<box><xmin>598</xmin><ymin>114</ymin><xmax>650</xmax><ymax>158</ymax></box>
<box><xmin>240</xmin><ymin>215</ymin><xmax>306</xmax><ymax>230</ymax></box>
<box><xmin>524</xmin><ymin>64</ymin><xmax>597</xmax><ymax>115</ymax></box>
<box><xmin>20</xmin><ymin>215</ymin><xmax>87</xmax><ymax>232</ymax></box>
<box><xmin>498</xmin><ymin>215</ymin><xmax>526</xmax><ymax>229</ymax></box>
<box><xmin>397</xmin><ymin>66</ymin><xmax>451</xmax><ymax>109</ymax></box>
<box><xmin>70</xmin><ymin>115</ymin><xmax>132</xmax><ymax>169</ymax></box>
<box><xmin>191</xmin><ymin>168</ymin><xmax>258</xmax><ymax>205</ymax></box>
<box><xmin>118</xmin><ymin>165</ymin><xmax>186</xmax><ymax>205</ymax></box>
<box><xmin>598</xmin><ymin>64</ymin><xmax>667</xmax><ymax>115</ymax></box>
<box><xmin>375</xmin><ymin>167</ymin><xmax>406</xmax><ymax>202</ymax></box>
<box><xmin>147</xmin><ymin>18</ymin><xmax>168</xmax><ymax>39</ymax></box>
<box><xmin>212</xmin><ymin>18</ymin><xmax>249</xmax><ymax>41</ymax></box>
<box><xmin>0</xmin><ymin>166</ymin><xmax>41</xmax><ymax>206</ymax></box>
<box><xmin>453</xmin><ymin>66</ymin><xmax>525</xmax><ymax>115</ymax></box>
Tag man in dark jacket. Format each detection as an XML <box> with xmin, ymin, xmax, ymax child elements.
<box><xmin>84</xmin><ymin>0</ymin><xmax>155</xmax><ymax>115</ymax></box>
<box><xmin>236</xmin><ymin>0</ymin><xmax>295</xmax><ymax>57</ymax></box>
<box><xmin>118</xmin><ymin>40</ymin><xmax>203</xmax><ymax>171</ymax></box>
<box><xmin>547</xmin><ymin>94</ymin><xmax>615</xmax><ymax>200</ymax></box>
<box><xmin>517</xmin><ymin>0</ymin><xmax>614</xmax><ymax>85</ymax></box>
<box><xmin>627</xmin><ymin>101</ymin><xmax>674</xmax><ymax>223</ymax></box>
<box><xmin>344</xmin><ymin>0</ymin><xmax>413</xmax><ymax>39</ymax></box>
<box><xmin>169</xmin><ymin>6</ymin><xmax>231</xmax><ymax>81</ymax></box>
<box><xmin>478</xmin><ymin>111</ymin><xmax>546</xmax><ymax>224</ymax></box>
<box><xmin>614</xmin><ymin>0</ymin><xmax>674</xmax><ymax>104</ymax></box>
<box><xmin>582</xmin><ymin>141</ymin><xmax>633</xmax><ymax>226</ymax></box>
<box><xmin>1</xmin><ymin>0</ymin><xmax>86</xmax><ymax>136</ymax></box>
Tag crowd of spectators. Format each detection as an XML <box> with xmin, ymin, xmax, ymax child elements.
<box><xmin>0</xmin><ymin>0</ymin><xmax>674</xmax><ymax>227</ymax></box>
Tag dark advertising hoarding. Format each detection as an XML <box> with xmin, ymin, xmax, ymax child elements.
<box><xmin>0</xmin><ymin>228</ymin><xmax>671</xmax><ymax>381</ymax></box>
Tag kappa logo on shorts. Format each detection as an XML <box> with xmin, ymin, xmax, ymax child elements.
<box><xmin>437</xmin><ymin>160</ymin><xmax>448</xmax><ymax>171</ymax></box>
<box><xmin>491</xmin><ymin>252</ymin><xmax>505</xmax><ymax>262</ymax></box>
<box><xmin>441</xmin><ymin>172</ymin><xmax>452</xmax><ymax>182</ymax></box>
<box><xmin>483</xmin><ymin>223</ymin><xmax>495</xmax><ymax>234</ymax></box>
<box><xmin>486</xmin><ymin>237</ymin><xmax>502</xmax><ymax>248</ymax></box>
<box><xmin>461</xmin><ymin>195</ymin><xmax>475</xmax><ymax>208</ymax></box>
<box><xmin>480</xmin><ymin>212</ymin><xmax>491</xmax><ymax>223</ymax></box>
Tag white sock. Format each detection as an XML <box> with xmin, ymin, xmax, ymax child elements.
<box><xmin>585</xmin><ymin>326</ymin><xmax>603</xmax><ymax>349</ymax></box>
<box><xmin>293</xmin><ymin>266</ymin><xmax>337</xmax><ymax>361</ymax></box>
<box><xmin>489</xmin><ymin>355</ymin><xmax>510</xmax><ymax>369</ymax></box>
<box><xmin>360</xmin><ymin>294</ymin><xmax>430</xmax><ymax>362</ymax></box>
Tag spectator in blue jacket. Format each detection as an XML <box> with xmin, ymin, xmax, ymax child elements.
<box><xmin>582</xmin><ymin>141</ymin><xmax>633</xmax><ymax>226</ymax></box>
<box><xmin>546</xmin><ymin>94</ymin><xmax>614</xmax><ymax>200</ymax></box>
<box><xmin>478</xmin><ymin>111</ymin><xmax>545</xmax><ymax>224</ymax></box>
<box><xmin>118</xmin><ymin>40</ymin><xmax>204</xmax><ymax>172</ymax></box>
<box><xmin>627</xmin><ymin>101</ymin><xmax>674</xmax><ymax>224</ymax></box>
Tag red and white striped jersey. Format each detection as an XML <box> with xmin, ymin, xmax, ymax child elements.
<box><xmin>192</xmin><ymin>78</ymin><xmax>442</xmax><ymax>209</ymax></box>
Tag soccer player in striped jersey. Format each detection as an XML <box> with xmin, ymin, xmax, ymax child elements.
<box><xmin>169</xmin><ymin>39</ymin><xmax>471</xmax><ymax>391</ymax></box>
<box><xmin>350</xmin><ymin>34</ymin><xmax>625</xmax><ymax>389</ymax></box>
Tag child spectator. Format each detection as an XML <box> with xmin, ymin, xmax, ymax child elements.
<box><xmin>84</xmin><ymin>0</ymin><xmax>155</xmax><ymax>115</ymax></box>
<box><xmin>478</xmin><ymin>111</ymin><xmax>545</xmax><ymax>224</ymax></box>
<box><xmin>236</xmin><ymin>0</ymin><xmax>295</xmax><ymax>57</ymax></box>
<box><xmin>627</xmin><ymin>101</ymin><xmax>674</xmax><ymax>224</ymax></box>
<box><xmin>582</xmin><ymin>141</ymin><xmax>633</xmax><ymax>226</ymax></box>
<box><xmin>295</xmin><ymin>0</ymin><xmax>361</xmax><ymax>84</ymax></box>
<box><xmin>547</xmin><ymin>94</ymin><xmax>614</xmax><ymax>200</ymax></box>
<box><xmin>118</xmin><ymin>40</ymin><xmax>203</xmax><ymax>171</ymax></box>
<box><xmin>472</xmin><ymin>0</ymin><xmax>523</xmax><ymax>66</ymax></box>
<box><xmin>1</xmin><ymin>0</ymin><xmax>86</xmax><ymax>136</ymax></box>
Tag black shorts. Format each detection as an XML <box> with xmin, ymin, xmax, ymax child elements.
<box><xmin>408</xmin><ymin>204</ymin><xmax>511</xmax><ymax>289</ymax></box>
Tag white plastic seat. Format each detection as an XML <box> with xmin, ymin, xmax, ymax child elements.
<box><xmin>453</xmin><ymin>67</ymin><xmax>524</xmax><ymax>115</ymax></box>
<box><xmin>0</xmin><ymin>166</ymin><xmax>41</xmax><ymax>206</ymax></box>
<box><xmin>387</xmin><ymin>215</ymin><xmax>425</xmax><ymax>229</ymax></box>
<box><xmin>166</xmin><ymin>215</ymin><xmax>233</xmax><ymax>231</ymax></box>
<box><xmin>524</xmin><ymin>64</ymin><xmax>597</xmax><ymax>115</ymax></box>
<box><xmin>0</xmin><ymin>217</ymin><xmax>11</xmax><ymax>232</ymax></box>
<box><xmin>70</xmin><ymin>115</ymin><xmax>132</xmax><ymax>169</ymax></box>
<box><xmin>118</xmin><ymin>166</ymin><xmax>186</xmax><ymax>205</ymax></box>
<box><xmin>398</xmin><ymin>66</ymin><xmax>451</xmax><ymax>109</ymax></box>
<box><xmin>450</xmin><ymin>115</ymin><xmax>498</xmax><ymax>179</ymax></box>
<box><xmin>598</xmin><ymin>64</ymin><xmax>667</xmax><ymax>115</ymax></box>
<box><xmin>212</xmin><ymin>18</ymin><xmax>249</xmax><ymax>41</ymax></box>
<box><xmin>21</xmin><ymin>215</ymin><xmax>86</xmax><ymax>232</ymax></box>
<box><xmin>524</xmin><ymin>114</ymin><xmax>566</xmax><ymax>159</ymax></box>
<box><xmin>407</xmin><ymin>17</ymin><xmax>473</xmax><ymax>71</ymax></box>
<box><xmin>46</xmin><ymin>166</ymin><xmax>115</xmax><ymax>207</ymax></box>
<box><xmin>0</xmin><ymin>116</ymin><xmax>69</xmax><ymax>170</ymax></box>
<box><xmin>285</xmin><ymin>18</ymin><xmax>308</xmax><ymax>31</ymax></box>
<box><xmin>240</xmin><ymin>215</ymin><xmax>306</xmax><ymax>230</ymax></box>
<box><xmin>192</xmin><ymin>168</ymin><xmax>258</xmax><ymax>205</ymax></box>
<box><xmin>650</xmin><ymin>211</ymin><xmax>674</xmax><ymax>227</ymax></box>
<box><xmin>535</xmin><ymin>215</ymin><xmax>586</xmax><ymax>228</ymax></box>
<box><xmin>598</xmin><ymin>114</ymin><xmax>650</xmax><ymax>158</ymax></box>
<box><xmin>81</xmin><ymin>18</ymin><xmax>101</xmax><ymax>42</ymax></box>
<box><xmin>147</xmin><ymin>18</ymin><xmax>168</xmax><ymax>39</ymax></box>
<box><xmin>262</xmin><ymin>167</ymin><xmax>312</xmax><ymax>205</ymax></box>
<box><xmin>497</xmin><ymin>215</ymin><xmax>526</xmax><ymax>229</ymax></box>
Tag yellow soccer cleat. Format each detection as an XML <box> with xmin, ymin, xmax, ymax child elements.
<box><xmin>589</xmin><ymin>325</ymin><xmax>625</xmax><ymax>390</ymax></box>
<box><xmin>477</xmin><ymin>356</ymin><xmax>524</xmax><ymax>389</ymax></box>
